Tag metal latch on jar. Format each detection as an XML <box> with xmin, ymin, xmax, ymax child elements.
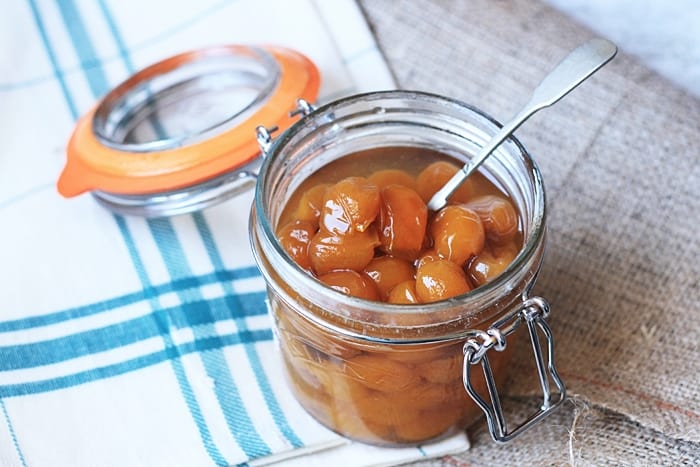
<box><xmin>256</xmin><ymin>99</ymin><xmax>317</xmax><ymax>156</ymax></box>
<box><xmin>462</xmin><ymin>296</ymin><xmax>566</xmax><ymax>443</ymax></box>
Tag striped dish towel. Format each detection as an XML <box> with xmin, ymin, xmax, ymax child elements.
<box><xmin>0</xmin><ymin>1</ymin><xmax>470</xmax><ymax>466</ymax></box>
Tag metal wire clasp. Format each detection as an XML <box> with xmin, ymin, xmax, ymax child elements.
<box><xmin>256</xmin><ymin>99</ymin><xmax>317</xmax><ymax>156</ymax></box>
<box><xmin>462</xmin><ymin>296</ymin><xmax>566</xmax><ymax>443</ymax></box>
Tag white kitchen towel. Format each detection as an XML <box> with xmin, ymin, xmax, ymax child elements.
<box><xmin>0</xmin><ymin>1</ymin><xmax>470</xmax><ymax>466</ymax></box>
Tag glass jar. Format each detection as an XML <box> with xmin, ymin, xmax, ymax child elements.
<box><xmin>250</xmin><ymin>91</ymin><xmax>565</xmax><ymax>445</ymax></box>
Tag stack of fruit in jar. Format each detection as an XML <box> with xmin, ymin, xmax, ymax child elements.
<box><xmin>276</xmin><ymin>152</ymin><xmax>522</xmax><ymax>302</ymax></box>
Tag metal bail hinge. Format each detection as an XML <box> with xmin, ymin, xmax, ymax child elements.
<box><xmin>255</xmin><ymin>125</ymin><xmax>278</xmax><ymax>157</ymax></box>
<box><xmin>256</xmin><ymin>99</ymin><xmax>317</xmax><ymax>157</ymax></box>
<box><xmin>289</xmin><ymin>98</ymin><xmax>316</xmax><ymax>117</ymax></box>
<box><xmin>462</xmin><ymin>296</ymin><xmax>566</xmax><ymax>443</ymax></box>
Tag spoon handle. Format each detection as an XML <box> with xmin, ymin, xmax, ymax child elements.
<box><xmin>426</xmin><ymin>38</ymin><xmax>617</xmax><ymax>211</ymax></box>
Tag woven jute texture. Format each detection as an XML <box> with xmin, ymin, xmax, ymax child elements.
<box><xmin>360</xmin><ymin>0</ymin><xmax>700</xmax><ymax>464</ymax></box>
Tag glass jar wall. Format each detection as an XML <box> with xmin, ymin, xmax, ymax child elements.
<box><xmin>250</xmin><ymin>91</ymin><xmax>547</xmax><ymax>445</ymax></box>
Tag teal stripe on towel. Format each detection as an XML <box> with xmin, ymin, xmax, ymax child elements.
<box><xmin>1</xmin><ymin>399</ymin><xmax>27</xmax><ymax>467</ymax></box>
<box><xmin>53</xmin><ymin>3</ymin><xmax>227</xmax><ymax>464</ymax></box>
<box><xmin>98</xmin><ymin>0</ymin><xmax>299</xmax><ymax>455</ymax></box>
<box><xmin>147</xmin><ymin>218</ymin><xmax>272</xmax><ymax>458</ymax></box>
<box><xmin>0</xmin><ymin>329</ymin><xmax>273</xmax><ymax>398</ymax></box>
<box><xmin>194</xmin><ymin>212</ymin><xmax>304</xmax><ymax>449</ymax></box>
<box><xmin>0</xmin><ymin>266</ymin><xmax>261</xmax><ymax>332</ymax></box>
<box><xmin>0</xmin><ymin>291</ymin><xmax>267</xmax><ymax>371</ymax></box>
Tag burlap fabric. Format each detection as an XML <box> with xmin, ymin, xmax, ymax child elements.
<box><xmin>359</xmin><ymin>0</ymin><xmax>700</xmax><ymax>465</ymax></box>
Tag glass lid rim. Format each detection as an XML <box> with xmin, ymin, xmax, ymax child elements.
<box><xmin>91</xmin><ymin>45</ymin><xmax>281</xmax><ymax>153</ymax></box>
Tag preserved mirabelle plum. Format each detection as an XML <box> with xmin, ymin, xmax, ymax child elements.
<box><xmin>276</xmin><ymin>149</ymin><xmax>523</xmax><ymax>305</ymax></box>
<box><xmin>378</xmin><ymin>185</ymin><xmax>427</xmax><ymax>260</ymax></box>
<box><xmin>295</xmin><ymin>183</ymin><xmax>330</xmax><ymax>225</ymax></box>
<box><xmin>364</xmin><ymin>256</ymin><xmax>415</xmax><ymax>299</ymax></box>
<box><xmin>277</xmin><ymin>219</ymin><xmax>317</xmax><ymax>271</ymax></box>
<box><xmin>430</xmin><ymin>205</ymin><xmax>485</xmax><ymax>266</ymax></box>
<box><xmin>416</xmin><ymin>353</ymin><xmax>463</xmax><ymax>384</ymax></box>
<box><xmin>320</xmin><ymin>177</ymin><xmax>380</xmax><ymax>235</ymax></box>
<box><xmin>415</xmin><ymin>249</ymin><xmax>440</xmax><ymax>269</ymax></box>
<box><xmin>416</xmin><ymin>161</ymin><xmax>474</xmax><ymax>204</ymax></box>
<box><xmin>394</xmin><ymin>404</ymin><xmax>464</xmax><ymax>442</ymax></box>
<box><xmin>309</xmin><ymin>227</ymin><xmax>380</xmax><ymax>275</ymax></box>
<box><xmin>343</xmin><ymin>354</ymin><xmax>421</xmax><ymax>392</ymax></box>
<box><xmin>368</xmin><ymin>169</ymin><xmax>417</xmax><ymax>190</ymax></box>
<box><xmin>468</xmin><ymin>242</ymin><xmax>519</xmax><ymax>286</ymax></box>
<box><xmin>415</xmin><ymin>259</ymin><xmax>472</xmax><ymax>303</ymax></box>
<box><xmin>386</xmin><ymin>280</ymin><xmax>420</xmax><ymax>304</ymax></box>
<box><xmin>466</xmin><ymin>195</ymin><xmax>519</xmax><ymax>244</ymax></box>
<box><xmin>319</xmin><ymin>270</ymin><xmax>381</xmax><ymax>301</ymax></box>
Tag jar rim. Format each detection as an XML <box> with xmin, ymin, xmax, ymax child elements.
<box><xmin>253</xmin><ymin>90</ymin><xmax>547</xmax><ymax>336</ymax></box>
<box><xmin>92</xmin><ymin>46</ymin><xmax>281</xmax><ymax>152</ymax></box>
<box><xmin>58</xmin><ymin>45</ymin><xmax>320</xmax><ymax>208</ymax></box>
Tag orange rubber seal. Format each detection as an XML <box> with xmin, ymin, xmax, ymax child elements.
<box><xmin>58</xmin><ymin>45</ymin><xmax>320</xmax><ymax>197</ymax></box>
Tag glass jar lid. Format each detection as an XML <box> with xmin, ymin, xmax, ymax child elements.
<box><xmin>58</xmin><ymin>45</ymin><xmax>320</xmax><ymax>217</ymax></box>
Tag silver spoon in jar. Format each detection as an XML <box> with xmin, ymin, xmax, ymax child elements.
<box><xmin>426</xmin><ymin>38</ymin><xmax>617</xmax><ymax>211</ymax></box>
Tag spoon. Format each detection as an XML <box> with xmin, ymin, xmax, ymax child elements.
<box><xmin>426</xmin><ymin>38</ymin><xmax>618</xmax><ymax>211</ymax></box>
